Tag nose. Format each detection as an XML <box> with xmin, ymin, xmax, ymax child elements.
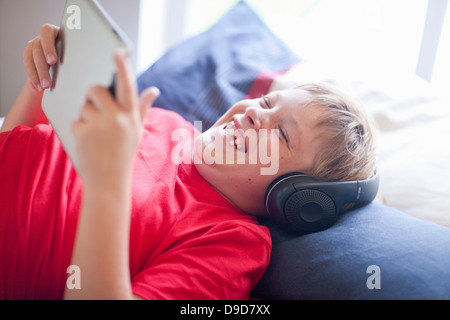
<box><xmin>244</xmin><ymin>107</ymin><xmax>262</xmax><ymax>130</ymax></box>
<box><xmin>244</xmin><ymin>106</ymin><xmax>274</xmax><ymax>130</ymax></box>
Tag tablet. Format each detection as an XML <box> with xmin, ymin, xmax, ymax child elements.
<box><xmin>42</xmin><ymin>0</ymin><xmax>131</xmax><ymax>171</ymax></box>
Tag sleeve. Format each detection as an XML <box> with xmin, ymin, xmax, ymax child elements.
<box><xmin>131</xmin><ymin>221</ymin><xmax>272</xmax><ymax>300</ymax></box>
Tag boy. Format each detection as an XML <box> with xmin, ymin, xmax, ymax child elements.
<box><xmin>0</xmin><ymin>24</ymin><xmax>376</xmax><ymax>299</ymax></box>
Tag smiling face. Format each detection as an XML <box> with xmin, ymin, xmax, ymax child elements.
<box><xmin>193</xmin><ymin>88</ymin><xmax>327</xmax><ymax>216</ymax></box>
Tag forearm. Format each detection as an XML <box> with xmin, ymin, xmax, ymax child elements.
<box><xmin>65</xmin><ymin>51</ymin><xmax>151</xmax><ymax>300</ymax></box>
<box><xmin>0</xmin><ymin>84</ymin><xmax>48</xmax><ymax>132</ymax></box>
<box><xmin>64</xmin><ymin>173</ymin><xmax>134</xmax><ymax>300</ymax></box>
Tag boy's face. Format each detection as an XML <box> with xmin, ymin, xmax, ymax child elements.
<box><xmin>193</xmin><ymin>88</ymin><xmax>326</xmax><ymax>216</ymax></box>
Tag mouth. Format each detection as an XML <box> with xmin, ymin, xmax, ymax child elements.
<box><xmin>222</xmin><ymin>119</ymin><xmax>247</xmax><ymax>153</ymax></box>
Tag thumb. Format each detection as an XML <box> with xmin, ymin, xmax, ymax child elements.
<box><xmin>139</xmin><ymin>86</ymin><xmax>160</xmax><ymax>121</ymax></box>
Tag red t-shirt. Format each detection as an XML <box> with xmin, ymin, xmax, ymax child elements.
<box><xmin>0</xmin><ymin>108</ymin><xmax>271</xmax><ymax>300</ymax></box>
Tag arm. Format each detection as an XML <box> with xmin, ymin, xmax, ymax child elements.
<box><xmin>64</xmin><ymin>51</ymin><xmax>159</xmax><ymax>300</ymax></box>
<box><xmin>0</xmin><ymin>24</ymin><xmax>58</xmax><ymax>132</ymax></box>
<box><xmin>0</xmin><ymin>85</ymin><xmax>46</xmax><ymax>132</ymax></box>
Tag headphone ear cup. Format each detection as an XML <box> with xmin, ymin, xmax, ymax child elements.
<box><xmin>284</xmin><ymin>189</ymin><xmax>337</xmax><ymax>235</ymax></box>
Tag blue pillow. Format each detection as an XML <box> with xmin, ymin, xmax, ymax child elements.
<box><xmin>252</xmin><ymin>203</ymin><xmax>450</xmax><ymax>300</ymax></box>
<box><xmin>137</xmin><ymin>0</ymin><xmax>299</xmax><ymax>129</ymax></box>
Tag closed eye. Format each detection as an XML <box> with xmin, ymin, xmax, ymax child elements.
<box><xmin>261</xmin><ymin>95</ymin><xmax>290</xmax><ymax>147</ymax></box>
<box><xmin>261</xmin><ymin>95</ymin><xmax>272</xmax><ymax>109</ymax></box>
<box><xmin>280</xmin><ymin>127</ymin><xmax>290</xmax><ymax>146</ymax></box>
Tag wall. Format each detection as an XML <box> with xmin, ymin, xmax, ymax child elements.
<box><xmin>0</xmin><ymin>0</ymin><xmax>140</xmax><ymax>116</ymax></box>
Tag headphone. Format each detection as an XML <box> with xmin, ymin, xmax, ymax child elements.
<box><xmin>265</xmin><ymin>171</ymin><xmax>379</xmax><ymax>235</ymax></box>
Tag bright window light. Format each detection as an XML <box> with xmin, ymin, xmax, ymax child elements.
<box><xmin>136</xmin><ymin>0</ymin><xmax>166</xmax><ymax>74</ymax></box>
<box><xmin>432</xmin><ymin>2</ymin><xmax>450</xmax><ymax>91</ymax></box>
<box><xmin>138</xmin><ymin>0</ymin><xmax>440</xmax><ymax>84</ymax></box>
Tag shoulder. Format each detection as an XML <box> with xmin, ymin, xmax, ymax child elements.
<box><xmin>217</xmin><ymin>219</ymin><xmax>272</xmax><ymax>248</ymax></box>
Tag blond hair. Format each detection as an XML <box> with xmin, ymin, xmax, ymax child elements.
<box><xmin>296</xmin><ymin>82</ymin><xmax>377</xmax><ymax>185</ymax></box>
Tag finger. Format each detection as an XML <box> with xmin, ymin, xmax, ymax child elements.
<box><xmin>71</xmin><ymin>119</ymin><xmax>84</xmax><ymax>141</ymax></box>
<box><xmin>40</xmin><ymin>24</ymin><xmax>60</xmax><ymax>65</ymax></box>
<box><xmin>138</xmin><ymin>87</ymin><xmax>160</xmax><ymax>121</ymax></box>
<box><xmin>23</xmin><ymin>40</ymin><xmax>41</xmax><ymax>91</ymax></box>
<box><xmin>32</xmin><ymin>40</ymin><xmax>52</xmax><ymax>90</ymax></box>
<box><xmin>78</xmin><ymin>101</ymin><xmax>99</xmax><ymax>123</ymax></box>
<box><xmin>114</xmin><ymin>50</ymin><xmax>138</xmax><ymax>112</ymax></box>
<box><xmin>85</xmin><ymin>85</ymin><xmax>117</xmax><ymax>114</ymax></box>
<box><xmin>72</xmin><ymin>118</ymin><xmax>89</xmax><ymax>146</ymax></box>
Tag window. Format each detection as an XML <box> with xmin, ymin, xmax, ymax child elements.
<box><xmin>431</xmin><ymin>1</ymin><xmax>450</xmax><ymax>91</ymax></box>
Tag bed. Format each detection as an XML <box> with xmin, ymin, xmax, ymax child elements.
<box><xmin>136</xmin><ymin>1</ymin><xmax>450</xmax><ymax>299</ymax></box>
<box><xmin>2</xmin><ymin>1</ymin><xmax>449</xmax><ymax>299</ymax></box>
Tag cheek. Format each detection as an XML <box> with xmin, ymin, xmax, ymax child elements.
<box><xmin>257</xmin><ymin>131</ymin><xmax>280</xmax><ymax>158</ymax></box>
<box><xmin>240</xmin><ymin>131</ymin><xmax>282</xmax><ymax>176</ymax></box>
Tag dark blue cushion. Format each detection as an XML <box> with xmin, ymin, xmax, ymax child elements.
<box><xmin>252</xmin><ymin>203</ymin><xmax>450</xmax><ymax>300</ymax></box>
<box><xmin>137</xmin><ymin>0</ymin><xmax>299</xmax><ymax>129</ymax></box>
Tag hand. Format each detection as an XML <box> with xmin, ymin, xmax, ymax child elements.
<box><xmin>0</xmin><ymin>24</ymin><xmax>59</xmax><ymax>132</ymax></box>
<box><xmin>67</xmin><ymin>53</ymin><xmax>158</xmax><ymax>300</ymax></box>
<box><xmin>23</xmin><ymin>24</ymin><xmax>60</xmax><ymax>93</ymax></box>
<box><xmin>72</xmin><ymin>51</ymin><xmax>159</xmax><ymax>186</ymax></box>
